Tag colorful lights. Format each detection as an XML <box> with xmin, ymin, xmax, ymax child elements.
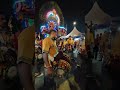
<box><xmin>46</xmin><ymin>9</ymin><xmax>60</xmax><ymax>25</ymax></box>
<box><xmin>58</xmin><ymin>26</ymin><xmax>65</xmax><ymax>29</ymax></box>
<box><xmin>13</xmin><ymin>0</ymin><xmax>34</xmax><ymax>29</ymax></box>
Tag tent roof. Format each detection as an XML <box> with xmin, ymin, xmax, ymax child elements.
<box><xmin>85</xmin><ymin>2</ymin><xmax>112</xmax><ymax>24</ymax></box>
<box><xmin>60</xmin><ymin>27</ymin><xmax>81</xmax><ymax>39</ymax></box>
<box><xmin>67</xmin><ymin>27</ymin><xmax>81</xmax><ymax>37</ymax></box>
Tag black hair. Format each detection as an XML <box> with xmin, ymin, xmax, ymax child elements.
<box><xmin>36</xmin><ymin>36</ymin><xmax>39</xmax><ymax>39</ymax></box>
<box><xmin>49</xmin><ymin>30</ymin><xmax>56</xmax><ymax>34</ymax></box>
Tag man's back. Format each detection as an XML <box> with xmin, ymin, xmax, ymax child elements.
<box><xmin>18</xmin><ymin>25</ymin><xmax>35</xmax><ymax>64</ymax></box>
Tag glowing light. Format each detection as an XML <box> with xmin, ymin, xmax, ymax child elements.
<box><xmin>84</xmin><ymin>37</ymin><xmax>85</xmax><ymax>39</ymax></box>
<box><xmin>40</xmin><ymin>25</ymin><xmax>46</xmax><ymax>29</ymax></box>
<box><xmin>59</xmin><ymin>26</ymin><xmax>65</xmax><ymax>29</ymax></box>
<box><xmin>73</xmin><ymin>21</ymin><xmax>76</xmax><ymax>25</ymax></box>
<box><xmin>74</xmin><ymin>38</ymin><xmax>80</xmax><ymax>41</ymax></box>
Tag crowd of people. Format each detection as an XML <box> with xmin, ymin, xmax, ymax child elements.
<box><xmin>0</xmin><ymin>13</ymin><xmax>19</xmax><ymax>79</ymax></box>
<box><xmin>0</xmin><ymin>11</ymin><xmax>120</xmax><ymax>90</ymax></box>
<box><xmin>30</xmin><ymin>23</ymin><xmax>120</xmax><ymax>90</ymax></box>
<box><xmin>86</xmin><ymin>25</ymin><xmax>120</xmax><ymax>89</ymax></box>
<box><xmin>34</xmin><ymin>30</ymin><xmax>86</xmax><ymax>89</ymax></box>
<box><xmin>35</xmin><ymin>33</ymin><xmax>85</xmax><ymax>65</ymax></box>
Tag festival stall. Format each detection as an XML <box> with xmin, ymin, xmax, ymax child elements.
<box><xmin>59</xmin><ymin>27</ymin><xmax>85</xmax><ymax>51</ymax></box>
<box><xmin>67</xmin><ymin>27</ymin><xmax>82</xmax><ymax>37</ymax></box>
<box><xmin>60</xmin><ymin>27</ymin><xmax>82</xmax><ymax>39</ymax></box>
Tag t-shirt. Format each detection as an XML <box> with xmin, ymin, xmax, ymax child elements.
<box><xmin>42</xmin><ymin>37</ymin><xmax>58</xmax><ymax>67</ymax></box>
<box><xmin>17</xmin><ymin>25</ymin><xmax>35</xmax><ymax>64</ymax></box>
<box><xmin>63</xmin><ymin>40</ymin><xmax>67</xmax><ymax>46</ymax></box>
<box><xmin>67</xmin><ymin>39</ymin><xmax>74</xmax><ymax>45</ymax></box>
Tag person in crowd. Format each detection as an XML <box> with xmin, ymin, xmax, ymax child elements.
<box><xmin>0</xmin><ymin>13</ymin><xmax>14</xmax><ymax>78</ymax></box>
<box><xmin>99</xmin><ymin>33</ymin><xmax>103</xmax><ymax>61</ymax></box>
<box><xmin>67</xmin><ymin>36</ymin><xmax>74</xmax><ymax>45</ymax></box>
<box><xmin>58</xmin><ymin>38</ymin><xmax>63</xmax><ymax>48</ymax></box>
<box><xmin>61</xmin><ymin>40</ymin><xmax>64</xmax><ymax>50</ymax></box>
<box><xmin>17</xmin><ymin>25</ymin><xmax>35</xmax><ymax>90</ymax></box>
<box><xmin>35</xmin><ymin>37</ymin><xmax>40</xmax><ymax>45</ymax></box>
<box><xmin>67</xmin><ymin>36</ymin><xmax>74</xmax><ymax>51</ymax></box>
<box><xmin>93</xmin><ymin>34</ymin><xmax>100</xmax><ymax>60</ymax></box>
<box><xmin>42</xmin><ymin>30</ymin><xmax>57</xmax><ymax>90</ymax></box>
<box><xmin>39</xmin><ymin>38</ymin><xmax>43</xmax><ymax>47</ymax></box>
<box><xmin>74</xmin><ymin>41</ymin><xmax>77</xmax><ymax>49</ymax></box>
<box><xmin>99</xmin><ymin>33</ymin><xmax>102</xmax><ymax>40</ymax></box>
<box><xmin>63</xmin><ymin>39</ymin><xmax>67</xmax><ymax>51</ymax></box>
<box><xmin>73</xmin><ymin>44</ymin><xmax>79</xmax><ymax>61</ymax></box>
<box><xmin>12</xmin><ymin>33</ymin><xmax>18</xmax><ymax>50</ymax></box>
<box><xmin>85</xmin><ymin>29</ymin><xmax>94</xmax><ymax>59</ymax></box>
<box><xmin>93</xmin><ymin>43</ymin><xmax>99</xmax><ymax>60</ymax></box>
<box><xmin>109</xmin><ymin>27</ymin><xmax>120</xmax><ymax>90</ymax></box>
<box><xmin>0</xmin><ymin>13</ymin><xmax>9</xmax><ymax>46</ymax></box>
<box><xmin>94</xmin><ymin>34</ymin><xmax>100</xmax><ymax>46</ymax></box>
<box><xmin>100</xmin><ymin>31</ymin><xmax>110</xmax><ymax>64</ymax></box>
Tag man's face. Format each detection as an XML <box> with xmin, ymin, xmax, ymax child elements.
<box><xmin>51</xmin><ymin>31</ymin><xmax>57</xmax><ymax>40</ymax></box>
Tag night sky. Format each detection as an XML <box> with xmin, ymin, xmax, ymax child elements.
<box><xmin>53</xmin><ymin>0</ymin><xmax>93</xmax><ymax>33</ymax></box>
<box><xmin>0</xmin><ymin>0</ymin><xmax>13</xmax><ymax>18</ymax></box>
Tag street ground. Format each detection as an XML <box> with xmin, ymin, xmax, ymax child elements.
<box><xmin>0</xmin><ymin>54</ymin><xmax>113</xmax><ymax>90</ymax></box>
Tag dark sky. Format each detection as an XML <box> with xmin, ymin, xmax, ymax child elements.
<box><xmin>56</xmin><ymin>0</ymin><xmax>93</xmax><ymax>33</ymax></box>
<box><xmin>0</xmin><ymin>0</ymin><xmax>13</xmax><ymax>19</ymax></box>
<box><xmin>56</xmin><ymin>0</ymin><xmax>93</xmax><ymax>17</ymax></box>
<box><xmin>55</xmin><ymin>0</ymin><xmax>120</xmax><ymax>17</ymax></box>
<box><xmin>0</xmin><ymin>0</ymin><xmax>119</xmax><ymax>18</ymax></box>
<box><xmin>0</xmin><ymin>0</ymin><xmax>120</xmax><ymax>33</ymax></box>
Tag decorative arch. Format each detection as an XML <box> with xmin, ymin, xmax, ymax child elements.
<box><xmin>39</xmin><ymin>1</ymin><xmax>64</xmax><ymax>26</ymax></box>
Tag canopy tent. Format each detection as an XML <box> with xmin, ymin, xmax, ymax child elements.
<box><xmin>60</xmin><ymin>27</ymin><xmax>81</xmax><ymax>39</ymax></box>
<box><xmin>85</xmin><ymin>2</ymin><xmax>112</xmax><ymax>24</ymax></box>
